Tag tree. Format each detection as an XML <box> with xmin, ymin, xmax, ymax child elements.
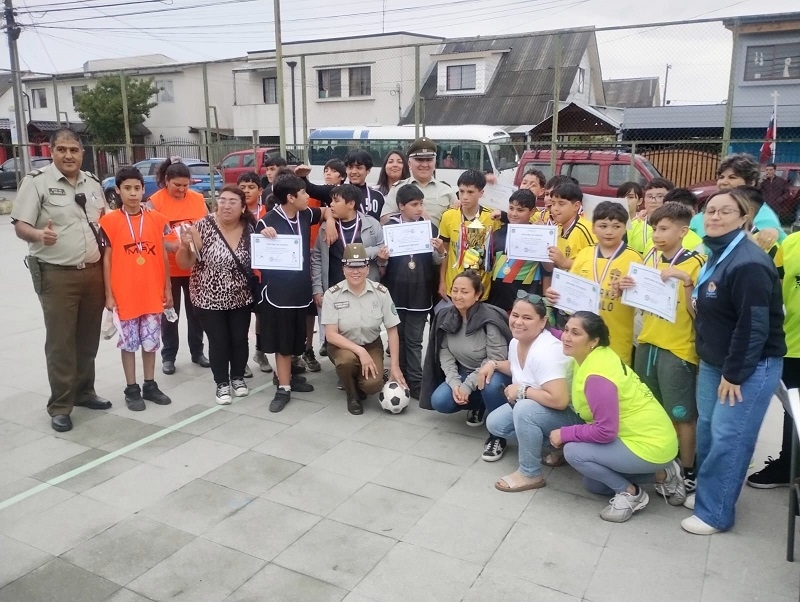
<box><xmin>74</xmin><ymin>75</ymin><xmax>159</xmax><ymax>146</ymax></box>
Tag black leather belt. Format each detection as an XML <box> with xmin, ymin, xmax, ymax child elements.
<box><xmin>40</xmin><ymin>261</ymin><xmax>101</xmax><ymax>270</ymax></box>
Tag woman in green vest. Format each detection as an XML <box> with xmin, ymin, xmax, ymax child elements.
<box><xmin>549</xmin><ymin>311</ymin><xmax>682</xmax><ymax>523</ymax></box>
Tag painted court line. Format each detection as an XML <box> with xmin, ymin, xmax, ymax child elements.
<box><xmin>0</xmin><ymin>381</ymin><xmax>275</xmax><ymax>512</ymax></box>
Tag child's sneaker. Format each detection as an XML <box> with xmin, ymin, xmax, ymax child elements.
<box><xmin>481</xmin><ymin>436</ymin><xmax>506</xmax><ymax>462</ymax></box>
<box><xmin>231</xmin><ymin>378</ymin><xmax>249</xmax><ymax>398</ymax></box>
<box><xmin>243</xmin><ymin>364</ymin><xmax>253</xmax><ymax>378</ymax></box>
<box><xmin>253</xmin><ymin>351</ymin><xmax>273</xmax><ymax>373</ymax></box>
<box><xmin>746</xmin><ymin>456</ymin><xmax>790</xmax><ymax>489</ymax></box>
<box><xmin>270</xmin><ymin>389</ymin><xmax>291</xmax><ymax>413</ymax></box>
<box><xmin>215</xmin><ymin>382</ymin><xmax>232</xmax><ymax>405</ymax></box>
<box><xmin>319</xmin><ymin>342</ymin><xmax>328</xmax><ymax>357</ymax></box>
<box><xmin>466</xmin><ymin>406</ymin><xmax>485</xmax><ymax>427</ymax></box>
<box><xmin>124</xmin><ymin>384</ymin><xmax>146</xmax><ymax>412</ymax></box>
<box><xmin>600</xmin><ymin>487</ymin><xmax>649</xmax><ymax>523</ymax></box>
<box><xmin>142</xmin><ymin>380</ymin><xmax>171</xmax><ymax>405</ymax></box>
<box><xmin>302</xmin><ymin>349</ymin><xmax>321</xmax><ymax>372</ymax></box>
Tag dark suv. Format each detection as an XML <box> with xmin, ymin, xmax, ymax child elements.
<box><xmin>0</xmin><ymin>157</ymin><xmax>53</xmax><ymax>189</ymax></box>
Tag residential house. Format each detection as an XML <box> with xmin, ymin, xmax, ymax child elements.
<box><xmin>603</xmin><ymin>77</ymin><xmax>661</xmax><ymax>108</ymax></box>
<box><xmin>231</xmin><ymin>32</ymin><xmax>444</xmax><ymax>142</ymax></box>
<box><xmin>399</xmin><ymin>28</ymin><xmax>606</xmax><ymax>139</ymax></box>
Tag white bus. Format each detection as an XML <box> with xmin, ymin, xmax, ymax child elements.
<box><xmin>307</xmin><ymin>125</ymin><xmax>519</xmax><ymax>186</ymax></box>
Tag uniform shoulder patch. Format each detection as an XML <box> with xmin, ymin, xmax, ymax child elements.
<box><xmin>328</xmin><ymin>284</ymin><xmax>341</xmax><ymax>293</ymax></box>
<box><xmin>29</xmin><ymin>169</ymin><xmax>43</xmax><ymax>177</ymax></box>
<box><xmin>375</xmin><ymin>283</ymin><xmax>389</xmax><ymax>293</ymax></box>
<box><xmin>84</xmin><ymin>171</ymin><xmax>101</xmax><ymax>183</ymax></box>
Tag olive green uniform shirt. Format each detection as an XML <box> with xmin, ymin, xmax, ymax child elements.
<box><xmin>381</xmin><ymin>176</ymin><xmax>457</xmax><ymax>228</ymax></box>
<box><xmin>11</xmin><ymin>163</ymin><xmax>105</xmax><ymax>266</ymax></box>
<box><xmin>321</xmin><ymin>278</ymin><xmax>401</xmax><ymax>345</ymax></box>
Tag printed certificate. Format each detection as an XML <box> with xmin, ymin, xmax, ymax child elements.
<box><xmin>383</xmin><ymin>220</ymin><xmax>433</xmax><ymax>257</ymax></box>
<box><xmin>251</xmin><ymin>234</ymin><xmax>303</xmax><ymax>271</ymax></box>
<box><xmin>506</xmin><ymin>224</ymin><xmax>557</xmax><ymax>262</ymax></box>
<box><xmin>621</xmin><ymin>263</ymin><xmax>679</xmax><ymax>323</ymax></box>
<box><xmin>551</xmin><ymin>269</ymin><xmax>600</xmax><ymax>315</ymax></box>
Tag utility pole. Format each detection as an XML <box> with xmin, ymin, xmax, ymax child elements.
<box><xmin>274</xmin><ymin>0</ymin><xmax>286</xmax><ymax>157</ymax></box>
<box><xmin>120</xmin><ymin>72</ymin><xmax>133</xmax><ymax>163</ymax></box>
<box><xmin>202</xmin><ymin>63</ymin><xmax>216</xmax><ymax>204</ymax></box>
<box><xmin>4</xmin><ymin>0</ymin><xmax>31</xmax><ymax>173</ymax></box>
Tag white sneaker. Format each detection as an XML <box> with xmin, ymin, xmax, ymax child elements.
<box><xmin>654</xmin><ymin>460</ymin><xmax>687</xmax><ymax>506</ymax></box>
<box><xmin>231</xmin><ymin>378</ymin><xmax>248</xmax><ymax>398</ymax></box>
<box><xmin>215</xmin><ymin>382</ymin><xmax>232</xmax><ymax>405</ymax></box>
<box><xmin>600</xmin><ymin>488</ymin><xmax>649</xmax><ymax>523</ymax></box>
<box><xmin>681</xmin><ymin>514</ymin><xmax>721</xmax><ymax>535</ymax></box>
<box><xmin>683</xmin><ymin>492</ymin><xmax>695</xmax><ymax>510</ymax></box>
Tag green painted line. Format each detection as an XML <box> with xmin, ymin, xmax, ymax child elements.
<box><xmin>0</xmin><ymin>381</ymin><xmax>274</xmax><ymax>512</ymax></box>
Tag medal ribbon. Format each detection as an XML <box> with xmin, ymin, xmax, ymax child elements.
<box><xmin>122</xmin><ymin>208</ymin><xmax>144</xmax><ymax>255</ymax></box>
<box><xmin>337</xmin><ymin>214</ymin><xmax>360</xmax><ymax>248</ymax></box>
<box><xmin>643</xmin><ymin>248</ymin><xmax>686</xmax><ymax>269</ymax></box>
<box><xmin>592</xmin><ymin>241</ymin><xmax>625</xmax><ymax>284</ymax></box>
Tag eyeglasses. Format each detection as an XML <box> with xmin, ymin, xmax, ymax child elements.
<box><xmin>216</xmin><ymin>198</ymin><xmax>241</xmax><ymax>206</ymax></box>
<box><xmin>705</xmin><ymin>207</ymin><xmax>741</xmax><ymax>217</ymax></box>
<box><xmin>644</xmin><ymin>194</ymin><xmax>666</xmax><ymax>202</ymax></box>
<box><xmin>516</xmin><ymin>290</ymin><xmax>547</xmax><ymax>306</ymax></box>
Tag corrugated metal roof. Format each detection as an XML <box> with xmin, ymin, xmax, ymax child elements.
<box><xmin>603</xmin><ymin>77</ymin><xmax>660</xmax><ymax>108</ymax></box>
<box><xmin>621</xmin><ymin>104</ymin><xmax>800</xmax><ymax>130</ymax></box>
<box><xmin>401</xmin><ymin>31</ymin><xmax>592</xmax><ymax>127</ymax></box>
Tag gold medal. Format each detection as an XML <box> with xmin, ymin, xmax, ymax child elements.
<box><xmin>408</xmin><ymin>260</ymin><xmax>416</xmax><ymax>270</ymax></box>
<box><xmin>502</xmin><ymin>264</ymin><xmax>511</xmax><ymax>276</ymax></box>
<box><xmin>136</xmin><ymin>256</ymin><xmax>145</xmax><ymax>266</ymax></box>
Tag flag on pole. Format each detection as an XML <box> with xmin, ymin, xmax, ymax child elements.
<box><xmin>759</xmin><ymin>112</ymin><xmax>776</xmax><ymax>164</ymax></box>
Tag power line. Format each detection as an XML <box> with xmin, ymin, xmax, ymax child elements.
<box><xmin>16</xmin><ymin>0</ymin><xmax>259</xmax><ymax>23</ymax></box>
<box><xmin>16</xmin><ymin>0</ymin><xmax>172</xmax><ymax>15</ymax></box>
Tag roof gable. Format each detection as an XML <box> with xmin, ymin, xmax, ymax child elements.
<box><xmin>603</xmin><ymin>77</ymin><xmax>661</xmax><ymax>108</ymax></box>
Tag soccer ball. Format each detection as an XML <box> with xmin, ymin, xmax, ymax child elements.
<box><xmin>379</xmin><ymin>381</ymin><xmax>410</xmax><ymax>414</ymax></box>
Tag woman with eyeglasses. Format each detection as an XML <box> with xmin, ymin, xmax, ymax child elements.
<box><xmin>148</xmin><ymin>157</ymin><xmax>210</xmax><ymax>375</ymax></box>
<box><xmin>681</xmin><ymin>189</ymin><xmax>785</xmax><ymax>535</ymax></box>
<box><xmin>481</xmin><ymin>292</ymin><xmax>578</xmax><ymax>492</ymax></box>
<box><xmin>419</xmin><ymin>270</ymin><xmax>513</xmax><ymax>461</ymax></box>
<box><xmin>176</xmin><ymin>185</ymin><xmax>255</xmax><ymax>406</ymax></box>
<box><xmin>549</xmin><ymin>312</ymin><xmax>681</xmax><ymax>523</ymax></box>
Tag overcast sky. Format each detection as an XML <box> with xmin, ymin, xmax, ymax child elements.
<box><xmin>2</xmin><ymin>0</ymin><xmax>799</xmax><ymax>104</ymax></box>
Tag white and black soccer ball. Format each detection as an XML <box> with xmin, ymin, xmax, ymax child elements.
<box><xmin>379</xmin><ymin>381</ymin><xmax>410</xmax><ymax>414</ymax></box>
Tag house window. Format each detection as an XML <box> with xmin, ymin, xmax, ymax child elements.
<box><xmin>446</xmin><ymin>65</ymin><xmax>477</xmax><ymax>91</ymax></box>
<box><xmin>71</xmin><ymin>85</ymin><xmax>87</xmax><ymax>105</ymax></box>
<box><xmin>744</xmin><ymin>42</ymin><xmax>800</xmax><ymax>81</ymax></box>
<box><xmin>155</xmin><ymin>80</ymin><xmax>174</xmax><ymax>103</ymax></box>
<box><xmin>318</xmin><ymin>69</ymin><xmax>341</xmax><ymax>98</ymax></box>
<box><xmin>31</xmin><ymin>88</ymin><xmax>47</xmax><ymax>109</ymax></box>
<box><xmin>348</xmin><ymin>66</ymin><xmax>371</xmax><ymax>97</ymax></box>
<box><xmin>577</xmin><ymin>67</ymin><xmax>586</xmax><ymax>93</ymax></box>
<box><xmin>262</xmin><ymin>77</ymin><xmax>277</xmax><ymax>104</ymax></box>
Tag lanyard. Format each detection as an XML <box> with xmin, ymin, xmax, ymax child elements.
<box><xmin>592</xmin><ymin>241</ymin><xmax>625</xmax><ymax>284</ymax></box>
<box><xmin>561</xmin><ymin>216</ymin><xmax>578</xmax><ymax>239</ymax></box>
<box><xmin>122</xmin><ymin>208</ymin><xmax>144</xmax><ymax>254</ymax></box>
<box><xmin>643</xmin><ymin>248</ymin><xmax>685</xmax><ymax>269</ymax></box>
<box><xmin>276</xmin><ymin>206</ymin><xmax>301</xmax><ymax>237</ymax></box>
<box><xmin>692</xmin><ymin>231</ymin><xmax>745</xmax><ymax>300</ymax></box>
<box><xmin>338</xmin><ymin>214</ymin><xmax>360</xmax><ymax>247</ymax></box>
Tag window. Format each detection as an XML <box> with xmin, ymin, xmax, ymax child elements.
<box><xmin>318</xmin><ymin>69</ymin><xmax>341</xmax><ymax>98</ymax></box>
<box><xmin>155</xmin><ymin>79</ymin><xmax>174</xmax><ymax>103</ymax></box>
<box><xmin>221</xmin><ymin>154</ymin><xmax>241</xmax><ymax>169</ymax></box>
<box><xmin>262</xmin><ymin>77</ymin><xmax>277</xmax><ymax>104</ymax></box>
<box><xmin>348</xmin><ymin>66</ymin><xmax>371</xmax><ymax>97</ymax></box>
<box><xmin>242</xmin><ymin>153</ymin><xmax>255</xmax><ymax>167</ymax></box>
<box><xmin>577</xmin><ymin>67</ymin><xmax>586</xmax><ymax>94</ymax></box>
<box><xmin>520</xmin><ymin>161</ymin><xmax>553</xmax><ymax>182</ymax></box>
<box><xmin>561</xmin><ymin>163</ymin><xmax>599</xmax><ymax>187</ymax></box>
<box><xmin>608</xmin><ymin>164</ymin><xmax>645</xmax><ymax>187</ymax></box>
<box><xmin>31</xmin><ymin>88</ymin><xmax>47</xmax><ymax>109</ymax></box>
<box><xmin>71</xmin><ymin>85</ymin><xmax>87</xmax><ymax>105</ymax></box>
<box><xmin>446</xmin><ymin>64</ymin><xmax>476</xmax><ymax>91</ymax></box>
<box><xmin>744</xmin><ymin>42</ymin><xmax>800</xmax><ymax>81</ymax></box>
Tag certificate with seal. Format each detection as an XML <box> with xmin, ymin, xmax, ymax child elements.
<box><xmin>383</xmin><ymin>220</ymin><xmax>433</xmax><ymax>257</ymax></box>
<box><xmin>506</xmin><ymin>224</ymin><xmax>557</xmax><ymax>262</ymax></box>
<box><xmin>251</xmin><ymin>234</ymin><xmax>303</xmax><ymax>271</ymax></box>
<box><xmin>551</xmin><ymin>269</ymin><xmax>600</xmax><ymax>315</ymax></box>
<box><xmin>621</xmin><ymin>263</ymin><xmax>679</xmax><ymax>323</ymax></box>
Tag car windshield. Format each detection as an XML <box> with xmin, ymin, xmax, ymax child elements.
<box><xmin>488</xmin><ymin>137</ymin><xmax>518</xmax><ymax>172</ymax></box>
<box><xmin>189</xmin><ymin>165</ymin><xmax>211</xmax><ymax>176</ymax></box>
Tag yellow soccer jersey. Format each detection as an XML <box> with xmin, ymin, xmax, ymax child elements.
<box><xmin>571</xmin><ymin>244</ymin><xmax>643</xmax><ymax>366</ymax></box>
<box><xmin>556</xmin><ymin>216</ymin><xmax>595</xmax><ymax>262</ymax></box>
<box><xmin>440</xmin><ymin>206</ymin><xmax>497</xmax><ymax>300</ymax></box>
<box><xmin>637</xmin><ymin>250</ymin><xmax>706</xmax><ymax>364</ymax></box>
<box><xmin>531</xmin><ymin>208</ymin><xmax>553</xmax><ymax>225</ymax></box>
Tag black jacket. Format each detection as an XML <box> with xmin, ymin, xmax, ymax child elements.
<box><xmin>419</xmin><ymin>302</ymin><xmax>513</xmax><ymax>409</ymax></box>
<box><xmin>694</xmin><ymin>230</ymin><xmax>786</xmax><ymax>384</ymax></box>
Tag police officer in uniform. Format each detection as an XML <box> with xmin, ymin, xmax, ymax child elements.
<box><xmin>381</xmin><ymin>137</ymin><xmax>458</xmax><ymax>228</ymax></box>
<box><xmin>11</xmin><ymin>128</ymin><xmax>110</xmax><ymax>432</ymax></box>
<box><xmin>322</xmin><ymin>243</ymin><xmax>408</xmax><ymax>415</ymax></box>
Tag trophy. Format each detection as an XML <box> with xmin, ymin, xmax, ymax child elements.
<box><xmin>461</xmin><ymin>218</ymin><xmax>488</xmax><ymax>275</ymax></box>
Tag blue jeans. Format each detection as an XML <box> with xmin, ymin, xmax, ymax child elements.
<box><xmin>430</xmin><ymin>368</ymin><xmax>511</xmax><ymax>419</ymax></box>
<box><xmin>487</xmin><ymin>399</ymin><xmax>583</xmax><ymax>477</ymax></box>
<box><xmin>695</xmin><ymin>357</ymin><xmax>783</xmax><ymax>530</ymax></box>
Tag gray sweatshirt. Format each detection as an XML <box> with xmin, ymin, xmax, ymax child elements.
<box><xmin>440</xmin><ymin>321</ymin><xmax>508</xmax><ymax>392</ymax></box>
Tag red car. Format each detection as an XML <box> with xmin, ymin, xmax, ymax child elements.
<box><xmin>218</xmin><ymin>147</ymin><xmax>302</xmax><ymax>184</ymax></box>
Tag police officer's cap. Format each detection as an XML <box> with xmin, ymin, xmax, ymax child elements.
<box><xmin>342</xmin><ymin>243</ymin><xmax>369</xmax><ymax>267</ymax></box>
<box><xmin>407</xmin><ymin>137</ymin><xmax>437</xmax><ymax>158</ymax></box>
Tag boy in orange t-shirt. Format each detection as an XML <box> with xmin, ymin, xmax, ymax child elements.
<box><xmin>147</xmin><ymin>159</ymin><xmax>209</xmax><ymax>374</ymax></box>
<box><xmin>100</xmin><ymin>167</ymin><xmax>173</xmax><ymax>411</ymax></box>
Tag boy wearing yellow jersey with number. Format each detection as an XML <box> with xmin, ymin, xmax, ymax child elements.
<box><xmin>546</xmin><ymin>182</ymin><xmax>595</xmax><ymax>271</ymax></box>
<box><xmin>439</xmin><ymin>170</ymin><xmax>497</xmax><ymax>301</ymax></box>
<box><xmin>547</xmin><ymin>201</ymin><xmax>641</xmax><ymax>365</ymax></box>
<box><xmin>618</xmin><ymin>203</ymin><xmax>705</xmax><ymax>492</ymax></box>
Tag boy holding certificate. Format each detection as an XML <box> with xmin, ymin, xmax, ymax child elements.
<box><xmin>546</xmin><ymin>201</ymin><xmax>641</xmax><ymax>365</ymax></box>
<box><xmin>438</xmin><ymin>170</ymin><xmax>498</xmax><ymax>301</ymax></box>
<box><xmin>381</xmin><ymin>184</ymin><xmax>446</xmax><ymax>398</ymax></box>
<box><xmin>617</xmin><ymin>202</ymin><xmax>705</xmax><ymax>492</ymax></box>
<box><xmin>546</xmin><ymin>182</ymin><xmax>595</xmax><ymax>271</ymax></box>
<box><xmin>488</xmin><ymin>189</ymin><xmax>549</xmax><ymax>311</ymax></box>
<box><xmin>256</xmin><ymin>174</ymin><xmax>330</xmax><ymax>413</ymax></box>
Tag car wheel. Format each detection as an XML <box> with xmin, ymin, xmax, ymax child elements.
<box><xmin>105</xmin><ymin>188</ymin><xmax>120</xmax><ymax>207</ymax></box>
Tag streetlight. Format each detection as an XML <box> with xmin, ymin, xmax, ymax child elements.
<box><xmin>286</xmin><ymin>60</ymin><xmax>297</xmax><ymax>147</ymax></box>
